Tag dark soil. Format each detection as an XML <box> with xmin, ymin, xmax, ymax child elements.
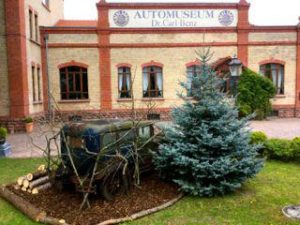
<box><xmin>9</xmin><ymin>175</ymin><xmax>179</xmax><ymax>225</ymax></box>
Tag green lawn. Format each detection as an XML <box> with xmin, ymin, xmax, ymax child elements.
<box><xmin>1</xmin><ymin>159</ymin><xmax>300</xmax><ymax>225</ymax></box>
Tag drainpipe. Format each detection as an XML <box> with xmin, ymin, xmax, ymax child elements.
<box><xmin>44</xmin><ymin>34</ymin><xmax>52</xmax><ymax>120</ymax></box>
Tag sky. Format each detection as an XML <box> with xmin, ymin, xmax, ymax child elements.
<box><xmin>64</xmin><ymin>0</ymin><xmax>300</xmax><ymax>26</ymax></box>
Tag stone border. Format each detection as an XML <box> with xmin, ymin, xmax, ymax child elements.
<box><xmin>282</xmin><ymin>205</ymin><xmax>300</xmax><ymax>220</ymax></box>
<box><xmin>0</xmin><ymin>184</ymin><xmax>183</xmax><ymax>225</ymax></box>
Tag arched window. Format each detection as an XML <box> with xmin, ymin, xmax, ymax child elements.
<box><xmin>118</xmin><ymin>67</ymin><xmax>131</xmax><ymax>98</ymax></box>
<box><xmin>186</xmin><ymin>65</ymin><xmax>201</xmax><ymax>96</ymax></box>
<box><xmin>260</xmin><ymin>63</ymin><xmax>284</xmax><ymax>94</ymax></box>
<box><xmin>59</xmin><ymin>66</ymin><xmax>88</xmax><ymax>100</ymax></box>
<box><xmin>143</xmin><ymin>66</ymin><xmax>163</xmax><ymax>98</ymax></box>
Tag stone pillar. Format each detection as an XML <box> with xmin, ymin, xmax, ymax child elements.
<box><xmin>237</xmin><ymin>0</ymin><xmax>250</xmax><ymax>67</ymax></box>
<box><xmin>97</xmin><ymin>0</ymin><xmax>112</xmax><ymax>110</ymax></box>
<box><xmin>4</xmin><ymin>0</ymin><xmax>29</xmax><ymax>118</ymax></box>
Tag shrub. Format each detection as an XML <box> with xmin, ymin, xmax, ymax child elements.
<box><xmin>250</xmin><ymin>131</ymin><xmax>268</xmax><ymax>145</ymax></box>
<box><xmin>237</xmin><ymin>69</ymin><xmax>276</xmax><ymax>120</ymax></box>
<box><xmin>239</xmin><ymin>104</ymin><xmax>252</xmax><ymax>118</ymax></box>
<box><xmin>0</xmin><ymin>127</ymin><xmax>8</xmax><ymax>139</ymax></box>
<box><xmin>264</xmin><ymin>138</ymin><xmax>297</xmax><ymax>161</ymax></box>
<box><xmin>291</xmin><ymin>137</ymin><xmax>300</xmax><ymax>155</ymax></box>
<box><xmin>24</xmin><ymin>117</ymin><xmax>33</xmax><ymax>123</ymax></box>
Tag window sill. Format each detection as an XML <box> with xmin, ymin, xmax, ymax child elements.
<box><xmin>274</xmin><ymin>95</ymin><xmax>286</xmax><ymax>99</ymax></box>
<box><xmin>42</xmin><ymin>3</ymin><xmax>51</xmax><ymax>12</ymax></box>
<box><xmin>142</xmin><ymin>98</ymin><xmax>165</xmax><ymax>102</ymax></box>
<box><xmin>33</xmin><ymin>101</ymin><xmax>43</xmax><ymax>105</ymax></box>
<box><xmin>30</xmin><ymin>39</ymin><xmax>41</xmax><ymax>46</ymax></box>
<box><xmin>117</xmin><ymin>98</ymin><xmax>133</xmax><ymax>102</ymax></box>
<box><xmin>58</xmin><ymin>99</ymin><xmax>90</xmax><ymax>104</ymax></box>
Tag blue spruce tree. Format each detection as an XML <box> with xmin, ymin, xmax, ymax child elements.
<box><xmin>154</xmin><ymin>49</ymin><xmax>264</xmax><ymax>196</ymax></box>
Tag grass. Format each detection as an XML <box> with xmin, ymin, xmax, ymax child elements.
<box><xmin>1</xmin><ymin>159</ymin><xmax>300</xmax><ymax>225</ymax></box>
<box><xmin>0</xmin><ymin>158</ymin><xmax>44</xmax><ymax>225</ymax></box>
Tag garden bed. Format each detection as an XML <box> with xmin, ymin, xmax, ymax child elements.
<box><xmin>2</xmin><ymin>175</ymin><xmax>181</xmax><ymax>225</ymax></box>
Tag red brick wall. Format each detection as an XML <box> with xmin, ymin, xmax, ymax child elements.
<box><xmin>4</xmin><ymin>0</ymin><xmax>30</xmax><ymax>118</ymax></box>
<box><xmin>237</xmin><ymin>0</ymin><xmax>250</xmax><ymax>67</ymax></box>
<box><xmin>98</xmin><ymin>1</ymin><xmax>112</xmax><ymax>110</ymax></box>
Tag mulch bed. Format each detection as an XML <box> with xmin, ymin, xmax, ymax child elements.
<box><xmin>7</xmin><ymin>175</ymin><xmax>180</xmax><ymax>225</ymax></box>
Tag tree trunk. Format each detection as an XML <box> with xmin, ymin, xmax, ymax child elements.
<box><xmin>97</xmin><ymin>193</ymin><xmax>183</xmax><ymax>225</ymax></box>
<box><xmin>40</xmin><ymin>217</ymin><xmax>68</xmax><ymax>225</ymax></box>
<box><xmin>17</xmin><ymin>176</ymin><xmax>26</xmax><ymax>186</ymax></box>
<box><xmin>29</xmin><ymin>176</ymin><xmax>49</xmax><ymax>189</ymax></box>
<box><xmin>21</xmin><ymin>186</ymin><xmax>28</xmax><ymax>192</ymax></box>
<box><xmin>38</xmin><ymin>164</ymin><xmax>46</xmax><ymax>172</ymax></box>
<box><xmin>0</xmin><ymin>186</ymin><xmax>70</xmax><ymax>225</ymax></box>
<box><xmin>23</xmin><ymin>179</ymin><xmax>30</xmax><ymax>188</ymax></box>
<box><xmin>27</xmin><ymin>170</ymin><xmax>47</xmax><ymax>181</ymax></box>
<box><xmin>32</xmin><ymin>182</ymin><xmax>52</xmax><ymax>195</ymax></box>
<box><xmin>0</xmin><ymin>185</ymin><xmax>46</xmax><ymax>222</ymax></box>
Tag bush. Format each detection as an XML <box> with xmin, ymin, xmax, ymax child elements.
<box><xmin>264</xmin><ymin>138</ymin><xmax>298</xmax><ymax>161</ymax></box>
<box><xmin>24</xmin><ymin>117</ymin><xmax>33</xmax><ymax>123</ymax></box>
<box><xmin>239</xmin><ymin>104</ymin><xmax>252</xmax><ymax>118</ymax></box>
<box><xmin>237</xmin><ymin>69</ymin><xmax>276</xmax><ymax>120</ymax></box>
<box><xmin>291</xmin><ymin>137</ymin><xmax>300</xmax><ymax>154</ymax></box>
<box><xmin>250</xmin><ymin>131</ymin><xmax>267</xmax><ymax>145</ymax></box>
<box><xmin>0</xmin><ymin>127</ymin><xmax>8</xmax><ymax>139</ymax></box>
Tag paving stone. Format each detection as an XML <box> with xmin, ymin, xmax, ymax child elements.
<box><xmin>5</xmin><ymin>118</ymin><xmax>300</xmax><ymax>158</ymax></box>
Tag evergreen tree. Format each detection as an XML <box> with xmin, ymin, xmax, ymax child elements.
<box><xmin>154</xmin><ymin>49</ymin><xmax>264</xmax><ymax>196</ymax></box>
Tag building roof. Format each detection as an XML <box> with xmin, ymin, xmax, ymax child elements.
<box><xmin>55</xmin><ymin>20</ymin><xmax>97</xmax><ymax>27</ymax></box>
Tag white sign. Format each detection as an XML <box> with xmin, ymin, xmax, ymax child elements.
<box><xmin>109</xmin><ymin>9</ymin><xmax>238</xmax><ymax>28</ymax></box>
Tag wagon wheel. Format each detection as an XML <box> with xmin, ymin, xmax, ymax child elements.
<box><xmin>99</xmin><ymin>169</ymin><xmax>131</xmax><ymax>201</ymax></box>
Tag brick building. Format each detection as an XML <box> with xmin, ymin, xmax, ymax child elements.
<box><xmin>1</xmin><ymin>0</ymin><xmax>300</xmax><ymax>131</ymax></box>
<box><xmin>0</xmin><ymin>0</ymin><xmax>63</xmax><ymax>131</ymax></box>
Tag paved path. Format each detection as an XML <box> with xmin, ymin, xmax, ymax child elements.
<box><xmin>6</xmin><ymin>125</ymin><xmax>61</xmax><ymax>158</ymax></box>
<box><xmin>250</xmin><ymin>118</ymin><xmax>300</xmax><ymax>139</ymax></box>
<box><xmin>3</xmin><ymin>118</ymin><xmax>300</xmax><ymax>158</ymax></box>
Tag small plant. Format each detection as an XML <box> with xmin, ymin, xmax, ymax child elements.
<box><xmin>24</xmin><ymin>117</ymin><xmax>33</xmax><ymax>123</ymax></box>
<box><xmin>250</xmin><ymin>131</ymin><xmax>268</xmax><ymax>145</ymax></box>
<box><xmin>0</xmin><ymin>127</ymin><xmax>8</xmax><ymax>144</ymax></box>
<box><xmin>24</xmin><ymin>117</ymin><xmax>34</xmax><ymax>133</ymax></box>
<box><xmin>0</xmin><ymin>127</ymin><xmax>8</xmax><ymax>139</ymax></box>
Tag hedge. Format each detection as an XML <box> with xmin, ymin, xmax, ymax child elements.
<box><xmin>251</xmin><ymin>131</ymin><xmax>300</xmax><ymax>161</ymax></box>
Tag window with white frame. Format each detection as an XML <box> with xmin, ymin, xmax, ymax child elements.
<box><xmin>260</xmin><ymin>63</ymin><xmax>284</xmax><ymax>95</ymax></box>
<box><xmin>142</xmin><ymin>66</ymin><xmax>163</xmax><ymax>98</ymax></box>
<box><xmin>34</xmin><ymin>13</ymin><xmax>39</xmax><ymax>42</ymax></box>
<box><xmin>37</xmin><ymin>67</ymin><xmax>42</xmax><ymax>101</ymax></box>
<box><xmin>118</xmin><ymin>67</ymin><xmax>131</xmax><ymax>98</ymax></box>
<box><xmin>29</xmin><ymin>9</ymin><xmax>33</xmax><ymax>39</ymax></box>
<box><xmin>32</xmin><ymin>65</ymin><xmax>36</xmax><ymax>102</ymax></box>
